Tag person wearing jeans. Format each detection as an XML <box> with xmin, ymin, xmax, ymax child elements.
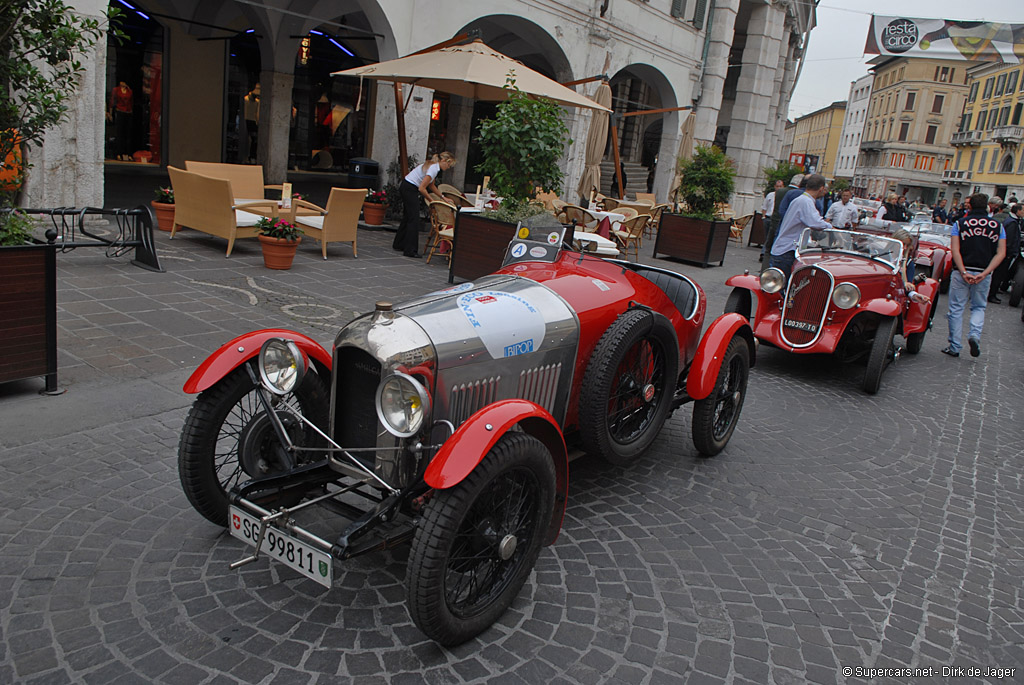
<box><xmin>943</xmin><ymin>193</ymin><xmax>1005</xmax><ymax>358</ymax></box>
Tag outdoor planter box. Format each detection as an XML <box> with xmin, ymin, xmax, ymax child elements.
<box><xmin>653</xmin><ymin>213</ymin><xmax>731</xmax><ymax>268</ymax></box>
<box><xmin>0</xmin><ymin>241</ymin><xmax>58</xmax><ymax>393</ymax></box>
<box><xmin>449</xmin><ymin>212</ymin><xmax>518</xmax><ymax>283</ymax></box>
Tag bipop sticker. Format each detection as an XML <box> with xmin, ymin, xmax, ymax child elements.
<box><xmin>511</xmin><ymin>242</ymin><xmax>528</xmax><ymax>258</ymax></box>
<box><xmin>518</xmin><ymin>226</ymin><xmax>531</xmax><ymax>239</ymax></box>
<box><xmin>547</xmin><ymin>231</ymin><xmax>560</xmax><ymax>245</ymax></box>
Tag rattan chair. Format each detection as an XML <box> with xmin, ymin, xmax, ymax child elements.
<box><xmin>635</xmin><ymin>192</ymin><xmax>656</xmax><ymax>204</ymax></box>
<box><xmin>562</xmin><ymin>205</ymin><xmax>600</xmax><ymax>232</ymax></box>
<box><xmin>425</xmin><ymin>200</ymin><xmax>458</xmax><ymax>264</ymax></box>
<box><xmin>293</xmin><ymin>188</ymin><xmax>364</xmax><ymax>259</ymax></box>
<box><xmin>611</xmin><ymin>214</ymin><xmax>650</xmax><ymax>260</ymax></box>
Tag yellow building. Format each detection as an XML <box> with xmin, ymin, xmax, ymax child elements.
<box><xmin>790</xmin><ymin>102</ymin><xmax>846</xmax><ymax>178</ymax></box>
<box><xmin>946</xmin><ymin>61</ymin><xmax>1024</xmax><ymax>203</ymax></box>
<box><xmin>857</xmin><ymin>56</ymin><xmax>967</xmax><ymax>203</ymax></box>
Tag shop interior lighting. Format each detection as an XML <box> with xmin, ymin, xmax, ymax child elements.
<box><xmin>329</xmin><ymin>38</ymin><xmax>354</xmax><ymax>57</ymax></box>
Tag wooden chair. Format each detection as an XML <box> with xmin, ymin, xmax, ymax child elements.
<box><xmin>635</xmin><ymin>192</ymin><xmax>656</xmax><ymax>204</ymax></box>
<box><xmin>730</xmin><ymin>213</ymin><xmax>753</xmax><ymax>243</ymax></box>
<box><xmin>426</xmin><ymin>201</ymin><xmax>458</xmax><ymax>264</ymax></box>
<box><xmin>293</xmin><ymin>188</ymin><xmax>363</xmax><ymax>259</ymax></box>
<box><xmin>167</xmin><ymin>166</ymin><xmax>279</xmax><ymax>256</ymax></box>
<box><xmin>562</xmin><ymin>205</ymin><xmax>600</xmax><ymax>231</ymax></box>
<box><xmin>611</xmin><ymin>214</ymin><xmax>650</xmax><ymax>260</ymax></box>
<box><xmin>184</xmin><ymin>161</ymin><xmax>282</xmax><ymax>199</ymax></box>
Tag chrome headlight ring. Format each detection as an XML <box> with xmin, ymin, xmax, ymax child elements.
<box><xmin>832</xmin><ymin>282</ymin><xmax>861</xmax><ymax>310</ymax></box>
<box><xmin>375</xmin><ymin>372</ymin><xmax>431</xmax><ymax>438</ymax></box>
<box><xmin>760</xmin><ymin>268</ymin><xmax>786</xmax><ymax>294</ymax></box>
<box><xmin>258</xmin><ymin>338</ymin><xmax>306</xmax><ymax>395</ymax></box>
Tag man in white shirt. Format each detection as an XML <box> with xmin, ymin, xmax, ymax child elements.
<box><xmin>824</xmin><ymin>189</ymin><xmax>859</xmax><ymax>228</ymax></box>
<box><xmin>759</xmin><ymin>180</ymin><xmax>784</xmax><ymax>262</ymax></box>
<box><xmin>769</xmin><ymin>173</ymin><xmax>832</xmax><ymax>278</ymax></box>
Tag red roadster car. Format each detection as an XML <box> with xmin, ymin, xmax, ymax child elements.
<box><xmin>177</xmin><ymin>220</ymin><xmax>755</xmax><ymax>646</ymax></box>
<box><xmin>725</xmin><ymin>227</ymin><xmax>937</xmax><ymax>394</ymax></box>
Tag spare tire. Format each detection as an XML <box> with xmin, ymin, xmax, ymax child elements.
<box><xmin>579</xmin><ymin>308</ymin><xmax>679</xmax><ymax>465</ymax></box>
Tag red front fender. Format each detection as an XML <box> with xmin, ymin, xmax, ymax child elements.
<box><xmin>686</xmin><ymin>313</ymin><xmax>756</xmax><ymax>401</ymax></box>
<box><xmin>424</xmin><ymin>399</ymin><xmax>569</xmax><ymax>545</ymax></box>
<box><xmin>183</xmin><ymin>329</ymin><xmax>332</xmax><ymax>394</ymax></box>
<box><xmin>724</xmin><ymin>273</ymin><xmax>761</xmax><ymax>290</ymax></box>
<box><xmin>861</xmin><ymin>299</ymin><xmax>902</xmax><ymax>318</ymax></box>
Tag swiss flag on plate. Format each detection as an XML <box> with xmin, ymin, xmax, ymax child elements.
<box><xmin>596</xmin><ymin>217</ymin><xmax>611</xmax><ymax>239</ymax></box>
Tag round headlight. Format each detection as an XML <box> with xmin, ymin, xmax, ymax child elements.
<box><xmin>258</xmin><ymin>338</ymin><xmax>306</xmax><ymax>395</ymax></box>
<box><xmin>375</xmin><ymin>373</ymin><xmax>431</xmax><ymax>438</ymax></box>
<box><xmin>832</xmin><ymin>283</ymin><xmax>861</xmax><ymax>310</ymax></box>
<box><xmin>759</xmin><ymin>268</ymin><xmax>786</xmax><ymax>294</ymax></box>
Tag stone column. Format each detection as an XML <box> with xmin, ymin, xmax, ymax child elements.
<box><xmin>774</xmin><ymin>35</ymin><xmax>801</xmax><ymax>159</ymax></box>
<box><xmin>369</xmin><ymin>84</ymin><xmax>400</xmax><ymax>185</ymax></box>
<box><xmin>22</xmin><ymin>0</ymin><xmax>107</xmax><ymax>208</ymax></box>
<box><xmin>764</xmin><ymin>36</ymin><xmax>795</xmax><ymax>168</ymax></box>
<box><xmin>693</xmin><ymin>0</ymin><xmax>740</xmax><ymax>148</ymax></box>
<box><xmin>725</xmin><ymin>2</ymin><xmax>786</xmax><ymax>215</ymax></box>
<box><xmin>257</xmin><ymin>70</ymin><xmax>294</xmax><ymax>184</ymax></box>
<box><xmin>447</xmin><ymin>96</ymin><xmax>474</xmax><ymax>191</ymax></box>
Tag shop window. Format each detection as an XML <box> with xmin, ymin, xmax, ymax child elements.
<box><xmin>225</xmin><ymin>32</ymin><xmax>261</xmax><ymax>164</ymax></box>
<box><xmin>104</xmin><ymin>3</ymin><xmax>164</xmax><ymax>164</ymax></box>
<box><xmin>925</xmin><ymin>125</ymin><xmax>937</xmax><ymax>145</ymax></box>
<box><xmin>288</xmin><ymin>32</ymin><xmax>369</xmax><ymax>174</ymax></box>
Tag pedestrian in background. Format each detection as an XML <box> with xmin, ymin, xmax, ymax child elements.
<box><xmin>932</xmin><ymin>198</ymin><xmax>949</xmax><ymax>224</ymax></box>
<box><xmin>988</xmin><ymin>196</ymin><xmax>1008</xmax><ymax>224</ymax></box>
<box><xmin>767</xmin><ymin>174</ymin><xmax>803</xmax><ymax>260</ymax></box>
<box><xmin>991</xmin><ymin>202</ymin><xmax>1022</xmax><ymax>297</ymax></box>
<box><xmin>942</xmin><ymin>193</ymin><xmax>1006</xmax><ymax>358</ymax></box>
<box><xmin>394</xmin><ymin>151</ymin><xmax>457</xmax><ymax>258</ymax></box>
<box><xmin>760</xmin><ymin>179</ymin><xmax>784</xmax><ymax>262</ymax></box>
<box><xmin>769</xmin><ymin>173</ymin><xmax>832</xmax><ymax>280</ymax></box>
<box><xmin>877</xmin><ymin>192</ymin><xmax>908</xmax><ymax>223</ymax></box>
<box><xmin>824</xmin><ymin>189</ymin><xmax>859</xmax><ymax>228</ymax></box>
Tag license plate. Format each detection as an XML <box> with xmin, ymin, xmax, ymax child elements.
<box><xmin>229</xmin><ymin>506</ymin><xmax>333</xmax><ymax>587</ymax></box>
<box><xmin>783</xmin><ymin>319</ymin><xmax>818</xmax><ymax>333</ymax></box>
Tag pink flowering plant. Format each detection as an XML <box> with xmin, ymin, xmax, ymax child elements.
<box><xmin>255</xmin><ymin>217</ymin><xmax>302</xmax><ymax>241</ymax></box>
<box><xmin>365</xmin><ymin>189</ymin><xmax>388</xmax><ymax>204</ymax></box>
<box><xmin>153</xmin><ymin>186</ymin><xmax>174</xmax><ymax>204</ymax></box>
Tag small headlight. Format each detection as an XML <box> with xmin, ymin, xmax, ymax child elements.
<box><xmin>832</xmin><ymin>283</ymin><xmax>861</xmax><ymax>310</ymax></box>
<box><xmin>258</xmin><ymin>338</ymin><xmax>306</xmax><ymax>395</ymax></box>
<box><xmin>376</xmin><ymin>373</ymin><xmax>431</xmax><ymax>438</ymax></box>
<box><xmin>760</xmin><ymin>268</ymin><xmax>786</xmax><ymax>294</ymax></box>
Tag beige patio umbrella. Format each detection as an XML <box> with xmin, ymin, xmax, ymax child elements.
<box><xmin>334</xmin><ymin>40</ymin><xmax>611</xmax><ymax>111</ymax></box>
<box><xmin>576</xmin><ymin>81</ymin><xmax>612</xmax><ymax>203</ymax></box>
<box><xmin>672</xmin><ymin>112</ymin><xmax>696</xmax><ymax>205</ymax></box>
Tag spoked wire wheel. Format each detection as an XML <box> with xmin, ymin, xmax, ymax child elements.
<box><xmin>607</xmin><ymin>336</ymin><xmax>666</xmax><ymax>445</ymax></box>
<box><xmin>692</xmin><ymin>337</ymin><xmax>750</xmax><ymax>456</ymax></box>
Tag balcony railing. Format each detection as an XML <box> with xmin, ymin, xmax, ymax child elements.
<box><xmin>991</xmin><ymin>126</ymin><xmax>1024</xmax><ymax>145</ymax></box>
<box><xmin>942</xmin><ymin>169</ymin><xmax>972</xmax><ymax>184</ymax></box>
<box><xmin>860</xmin><ymin>139</ymin><xmax>886</xmax><ymax>151</ymax></box>
<box><xmin>950</xmin><ymin>130</ymin><xmax>984</xmax><ymax>146</ymax></box>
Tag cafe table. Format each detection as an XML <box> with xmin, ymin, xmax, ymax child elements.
<box><xmin>233</xmin><ymin>198</ymin><xmax>320</xmax><ymax>224</ymax></box>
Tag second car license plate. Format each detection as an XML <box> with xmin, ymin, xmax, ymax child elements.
<box><xmin>783</xmin><ymin>319</ymin><xmax>818</xmax><ymax>333</ymax></box>
<box><xmin>229</xmin><ymin>506</ymin><xmax>333</xmax><ymax>588</ymax></box>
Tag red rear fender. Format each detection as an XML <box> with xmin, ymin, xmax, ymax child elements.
<box><xmin>183</xmin><ymin>329</ymin><xmax>332</xmax><ymax>394</ymax></box>
<box><xmin>686</xmin><ymin>313</ymin><xmax>755</xmax><ymax>400</ymax></box>
<box><xmin>903</xmin><ymin>279</ymin><xmax>939</xmax><ymax>334</ymax></box>
<box><xmin>423</xmin><ymin>399</ymin><xmax>568</xmax><ymax>545</ymax></box>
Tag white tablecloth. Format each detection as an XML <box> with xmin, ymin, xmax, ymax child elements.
<box><xmin>574</xmin><ymin>230</ymin><xmax>620</xmax><ymax>256</ymax></box>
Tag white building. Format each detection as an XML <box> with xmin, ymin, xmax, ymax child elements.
<box><xmin>835</xmin><ymin>74</ymin><xmax>872</xmax><ymax>190</ymax></box>
<box><xmin>25</xmin><ymin>0</ymin><xmax>816</xmax><ymax>216</ymax></box>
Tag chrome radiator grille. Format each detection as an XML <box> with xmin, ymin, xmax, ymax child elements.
<box><xmin>781</xmin><ymin>267</ymin><xmax>833</xmax><ymax>347</ymax></box>
<box><xmin>449</xmin><ymin>377</ymin><xmax>501</xmax><ymax>427</ymax></box>
<box><xmin>516</xmin><ymin>363</ymin><xmax>562</xmax><ymax>412</ymax></box>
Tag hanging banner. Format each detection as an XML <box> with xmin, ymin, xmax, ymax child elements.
<box><xmin>865</xmin><ymin>16</ymin><xmax>1024</xmax><ymax>63</ymax></box>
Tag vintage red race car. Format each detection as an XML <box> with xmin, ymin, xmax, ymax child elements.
<box><xmin>725</xmin><ymin>227</ymin><xmax>937</xmax><ymax>394</ymax></box>
<box><xmin>177</xmin><ymin>220</ymin><xmax>755</xmax><ymax>646</ymax></box>
<box><xmin>862</xmin><ymin>217</ymin><xmax>953</xmax><ymax>294</ymax></box>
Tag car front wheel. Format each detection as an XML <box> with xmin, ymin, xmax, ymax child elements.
<box><xmin>691</xmin><ymin>336</ymin><xmax>750</xmax><ymax>456</ymax></box>
<box><xmin>406</xmin><ymin>433</ymin><xmax>555</xmax><ymax>646</ymax></box>
<box><xmin>863</xmin><ymin>316</ymin><xmax>898</xmax><ymax>394</ymax></box>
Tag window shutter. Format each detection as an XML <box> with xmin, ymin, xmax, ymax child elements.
<box><xmin>692</xmin><ymin>0</ymin><xmax>708</xmax><ymax>29</ymax></box>
<box><xmin>670</xmin><ymin>0</ymin><xmax>685</xmax><ymax>18</ymax></box>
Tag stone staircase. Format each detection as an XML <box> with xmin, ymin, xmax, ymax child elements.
<box><xmin>598</xmin><ymin>159</ymin><xmax>651</xmax><ymax>199</ymax></box>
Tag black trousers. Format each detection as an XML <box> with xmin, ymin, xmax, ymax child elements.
<box><xmin>989</xmin><ymin>257</ymin><xmax>1011</xmax><ymax>298</ymax></box>
<box><xmin>393</xmin><ymin>181</ymin><xmax>422</xmax><ymax>256</ymax></box>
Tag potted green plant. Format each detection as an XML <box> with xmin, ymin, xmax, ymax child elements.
<box><xmin>450</xmin><ymin>75</ymin><xmax>571</xmax><ymax>282</ymax></box>
<box><xmin>151</xmin><ymin>186</ymin><xmax>175</xmax><ymax>232</ymax></box>
<box><xmin>655</xmin><ymin>145</ymin><xmax>736</xmax><ymax>267</ymax></box>
<box><xmin>363</xmin><ymin>189</ymin><xmax>387</xmax><ymax>226</ymax></box>
<box><xmin>256</xmin><ymin>217</ymin><xmax>303</xmax><ymax>270</ymax></box>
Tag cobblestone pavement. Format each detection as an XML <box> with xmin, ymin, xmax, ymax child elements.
<box><xmin>2</xmin><ymin>222</ymin><xmax>1023</xmax><ymax>684</ymax></box>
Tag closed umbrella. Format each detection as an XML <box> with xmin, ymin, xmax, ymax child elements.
<box><xmin>576</xmin><ymin>82</ymin><xmax>612</xmax><ymax>203</ymax></box>
<box><xmin>672</xmin><ymin>112</ymin><xmax>696</xmax><ymax>205</ymax></box>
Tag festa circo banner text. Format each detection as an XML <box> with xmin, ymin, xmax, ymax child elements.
<box><xmin>865</xmin><ymin>16</ymin><xmax>1024</xmax><ymax>63</ymax></box>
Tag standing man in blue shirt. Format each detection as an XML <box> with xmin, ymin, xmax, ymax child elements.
<box><xmin>769</xmin><ymin>174</ymin><xmax>833</xmax><ymax>279</ymax></box>
<box><xmin>941</xmin><ymin>193</ymin><xmax>1006</xmax><ymax>358</ymax></box>
<box><xmin>932</xmin><ymin>198</ymin><xmax>949</xmax><ymax>224</ymax></box>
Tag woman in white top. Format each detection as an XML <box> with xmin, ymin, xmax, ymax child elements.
<box><xmin>393</xmin><ymin>152</ymin><xmax>457</xmax><ymax>258</ymax></box>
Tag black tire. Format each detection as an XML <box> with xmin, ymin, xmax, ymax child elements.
<box><xmin>905</xmin><ymin>330</ymin><xmax>926</xmax><ymax>355</ymax></box>
<box><xmin>862</xmin><ymin>316</ymin><xmax>898</xmax><ymax>395</ymax></box>
<box><xmin>178</xmin><ymin>364</ymin><xmax>329</xmax><ymax>526</ymax></box>
<box><xmin>579</xmin><ymin>309</ymin><xmax>679</xmax><ymax>465</ymax></box>
<box><xmin>724</xmin><ymin>288</ymin><xmax>752</xmax><ymax>321</ymax></box>
<box><xmin>691</xmin><ymin>337</ymin><xmax>750</xmax><ymax>456</ymax></box>
<box><xmin>407</xmin><ymin>432</ymin><xmax>556</xmax><ymax>646</ymax></box>
<box><xmin>1010</xmin><ymin>267</ymin><xmax>1024</xmax><ymax>307</ymax></box>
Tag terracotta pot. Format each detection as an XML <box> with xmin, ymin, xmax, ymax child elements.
<box><xmin>258</xmin><ymin>234</ymin><xmax>301</xmax><ymax>270</ymax></box>
<box><xmin>150</xmin><ymin>201</ymin><xmax>175</xmax><ymax>232</ymax></box>
<box><xmin>362</xmin><ymin>201</ymin><xmax>386</xmax><ymax>226</ymax></box>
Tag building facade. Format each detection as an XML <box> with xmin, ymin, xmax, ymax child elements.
<box><xmin>855</xmin><ymin>56</ymin><xmax>967</xmax><ymax>204</ymax></box>
<box><xmin>946</xmin><ymin>61</ymin><xmax>1024</xmax><ymax>203</ymax></box>
<box><xmin>23</xmin><ymin>0</ymin><xmax>814</xmax><ymax>216</ymax></box>
<box><xmin>789</xmin><ymin>101</ymin><xmax>845</xmax><ymax>179</ymax></box>
<box><xmin>835</xmin><ymin>74</ymin><xmax>872</xmax><ymax>189</ymax></box>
